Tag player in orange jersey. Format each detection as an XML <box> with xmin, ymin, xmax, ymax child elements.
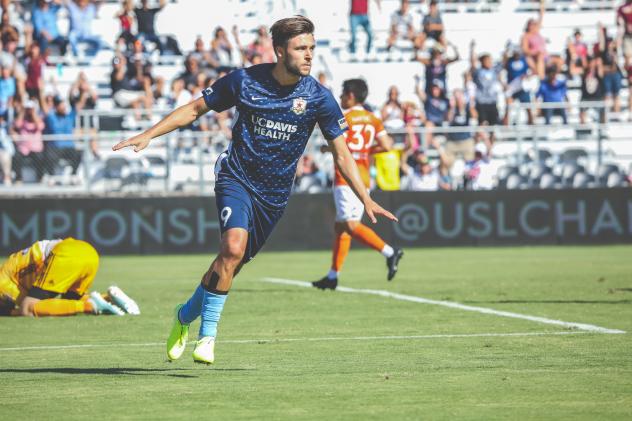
<box><xmin>313</xmin><ymin>79</ymin><xmax>403</xmax><ymax>290</ymax></box>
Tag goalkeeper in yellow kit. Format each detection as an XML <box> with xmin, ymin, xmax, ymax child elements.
<box><xmin>0</xmin><ymin>238</ymin><xmax>139</xmax><ymax>317</ymax></box>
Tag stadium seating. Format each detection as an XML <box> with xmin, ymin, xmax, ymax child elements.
<box><xmin>1</xmin><ymin>0</ymin><xmax>630</xmax><ymax>195</ymax></box>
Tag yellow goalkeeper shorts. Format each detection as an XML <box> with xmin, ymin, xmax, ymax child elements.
<box><xmin>32</xmin><ymin>238</ymin><xmax>99</xmax><ymax>296</ymax></box>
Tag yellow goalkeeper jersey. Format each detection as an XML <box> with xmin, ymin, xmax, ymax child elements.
<box><xmin>0</xmin><ymin>239</ymin><xmax>98</xmax><ymax>304</ymax></box>
<box><xmin>0</xmin><ymin>240</ymin><xmax>61</xmax><ymax>301</ymax></box>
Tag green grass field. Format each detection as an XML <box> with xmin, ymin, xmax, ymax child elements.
<box><xmin>1</xmin><ymin>246</ymin><xmax>631</xmax><ymax>420</ymax></box>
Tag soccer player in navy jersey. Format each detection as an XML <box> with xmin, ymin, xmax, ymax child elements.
<box><xmin>113</xmin><ymin>16</ymin><xmax>397</xmax><ymax>364</ymax></box>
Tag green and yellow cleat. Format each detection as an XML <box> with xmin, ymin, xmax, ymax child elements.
<box><xmin>166</xmin><ymin>304</ymin><xmax>189</xmax><ymax>361</ymax></box>
<box><xmin>192</xmin><ymin>337</ymin><xmax>215</xmax><ymax>365</ymax></box>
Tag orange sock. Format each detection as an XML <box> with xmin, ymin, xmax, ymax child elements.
<box><xmin>351</xmin><ymin>223</ymin><xmax>386</xmax><ymax>252</ymax></box>
<box><xmin>32</xmin><ymin>299</ymin><xmax>90</xmax><ymax>317</ymax></box>
<box><xmin>78</xmin><ymin>294</ymin><xmax>96</xmax><ymax>313</ymax></box>
<box><xmin>331</xmin><ymin>232</ymin><xmax>352</xmax><ymax>272</ymax></box>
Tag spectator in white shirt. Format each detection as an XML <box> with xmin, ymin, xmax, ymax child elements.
<box><xmin>67</xmin><ymin>0</ymin><xmax>102</xmax><ymax>57</ymax></box>
<box><xmin>401</xmin><ymin>150</ymin><xmax>439</xmax><ymax>191</ymax></box>
<box><xmin>465</xmin><ymin>142</ymin><xmax>495</xmax><ymax>190</ymax></box>
<box><xmin>387</xmin><ymin>0</ymin><xmax>416</xmax><ymax>57</ymax></box>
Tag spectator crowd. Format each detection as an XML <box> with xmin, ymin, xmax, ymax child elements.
<box><xmin>0</xmin><ymin>0</ymin><xmax>630</xmax><ymax>191</ymax></box>
<box><xmin>312</xmin><ymin>0</ymin><xmax>632</xmax><ymax>192</ymax></box>
<box><xmin>0</xmin><ymin>0</ymin><xmax>277</xmax><ymax>186</ymax></box>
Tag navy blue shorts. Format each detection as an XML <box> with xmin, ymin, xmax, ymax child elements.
<box><xmin>214</xmin><ymin>175</ymin><xmax>284</xmax><ymax>263</ymax></box>
<box><xmin>603</xmin><ymin>72</ymin><xmax>622</xmax><ymax>97</ymax></box>
<box><xmin>512</xmin><ymin>90</ymin><xmax>531</xmax><ymax>103</ymax></box>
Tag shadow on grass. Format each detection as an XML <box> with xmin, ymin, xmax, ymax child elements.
<box><xmin>0</xmin><ymin>367</ymin><xmax>252</xmax><ymax>377</ymax></box>
<box><xmin>464</xmin><ymin>300</ymin><xmax>632</xmax><ymax>305</ymax></box>
<box><xmin>233</xmin><ymin>288</ymin><xmax>310</xmax><ymax>294</ymax></box>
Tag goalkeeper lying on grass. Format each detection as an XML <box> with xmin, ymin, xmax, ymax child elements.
<box><xmin>0</xmin><ymin>238</ymin><xmax>139</xmax><ymax>317</ymax></box>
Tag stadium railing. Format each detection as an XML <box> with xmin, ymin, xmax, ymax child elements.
<box><xmin>2</xmin><ymin>130</ymin><xmax>226</xmax><ymax>196</ymax></box>
<box><xmin>506</xmin><ymin>99</ymin><xmax>612</xmax><ymax>164</ymax></box>
<box><xmin>0</xmin><ymin>101</ymin><xmax>629</xmax><ymax>196</ymax></box>
<box><xmin>515</xmin><ymin>0</ymin><xmax>617</xmax><ymax>12</ymax></box>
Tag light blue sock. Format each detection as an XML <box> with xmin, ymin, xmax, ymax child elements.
<box><xmin>199</xmin><ymin>290</ymin><xmax>228</xmax><ymax>338</ymax></box>
<box><xmin>178</xmin><ymin>285</ymin><xmax>205</xmax><ymax>325</ymax></box>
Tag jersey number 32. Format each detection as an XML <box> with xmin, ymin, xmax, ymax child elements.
<box><xmin>347</xmin><ymin>124</ymin><xmax>376</xmax><ymax>151</ymax></box>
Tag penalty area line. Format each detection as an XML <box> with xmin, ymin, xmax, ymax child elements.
<box><xmin>260</xmin><ymin>277</ymin><xmax>626</xmax><ymax>335</ymax></box>
<box><xmin>0</xmin><ymin>331</ymin><xmax>593</xmax><ymax>352</ymax></box>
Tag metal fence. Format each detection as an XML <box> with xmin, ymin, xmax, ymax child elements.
<box><xmin>0</xmin><ymin>100</ymin><xmax>630</xmax><ymax>196</ymax></box>
<box><xmin>1</xmin><ymin>131</ymin><xmax>228</xmax><ymax>195</ymax></box>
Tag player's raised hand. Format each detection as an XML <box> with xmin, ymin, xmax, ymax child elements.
<box><xmin>364</xmin><ymin>199</ymin><xmax>398</xmax><ymax>224</ymax></box>
<box><xmin>112</xmin><ymin>132</ymin><xmax>152</xmax><ymax>153</ymax></box>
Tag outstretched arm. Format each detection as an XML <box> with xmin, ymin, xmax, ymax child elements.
<box><xmin>597</xmin><ymin>22</ymin><xmax>606</xmax><ymax>52</ymax></box>
<box><xmin>447</xmin><ymin>44</ymin><xmax>460</xmax><ymax>64</ymax></box>
<box><xmin>330</xmin><ymin>134</ymin><xmax>397</xmax><ymax>223</ymax></box>
<box><xmin>415</xmin><ymin>82</ymin><xmax>427</xmax><ymax>103</ymax></box>
<box><xmin>112</xmin><ymin>97</ymin><xmax>209</xmax><ymax>152</ymax></box>
<box><xmin>537</xmin><ymin>0</ymin><xmax>545</xmax><ymax>26</ymax></box>
<box><xmin>469</xmin><ymin>40</ymin><xmax>477</xmax><ymax>71</ymax></box>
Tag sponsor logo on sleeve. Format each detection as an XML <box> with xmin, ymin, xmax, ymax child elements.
<box><xmin>203</xmin><ymin>87</ymin><xmax>213</xmax><ymax>97</ymax></box>
<box><xmin>338</xmin><ymin>118</ymin><xmax>349</xmax><ymax>130</ymax></box>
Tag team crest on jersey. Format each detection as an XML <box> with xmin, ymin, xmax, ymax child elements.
<box><xmin>291</xmin><ymin>97</ymin><xmax>307</xmax><ymax>115</ymax></box>
<box><xmin>338</xmin><ymin>118</ymin><xmax>348</xmax><ymax>130</ymax></box>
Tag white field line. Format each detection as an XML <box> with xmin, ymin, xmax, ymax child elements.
<box><xmin>0</xmin><ymin>331</ymin><xmax>592</xmax><ymax>352</ymax></box>
<box><xmin>261</xmin><ymin>277</ymin><xmax>627</xmax><ymax>335</ymax></box>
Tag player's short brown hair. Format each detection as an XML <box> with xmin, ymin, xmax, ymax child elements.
<box><xmin>270</xmin><ymin>16</ymin><xmax>315</xmax><ymax>50</ymax></box>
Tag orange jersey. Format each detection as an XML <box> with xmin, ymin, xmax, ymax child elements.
<box><xmin>334</xmin><ymin>106</ymin><xmax>387</xmax><ymax>188</ymax></box>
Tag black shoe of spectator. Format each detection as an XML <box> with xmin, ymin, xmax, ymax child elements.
<box><xmin>312</xmin><ymin>277</ymin><xmax>337</xmax><ymax>290</ymax></box>
<box><xmin>386</xmin><ymin>248</ymin><xmax>404</xmax><ymax>281</ymax></box>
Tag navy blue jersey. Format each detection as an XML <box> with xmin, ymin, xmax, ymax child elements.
<box><xmin>536</xmin><ymin>77</ymin><xmax>567</xmax><ymax>103</ymax></box>
<box><xmin>424</xmin><ymin>96</ymin><xmax>449</xmax><ymax>124</ymax></box>
<box><xmin>203</xmin><ymin>63</ymin><xmax>346</xmax><ymax>209</ymax></box>
<box><xmin>506</xmin><ymin>56</ymin><xmax>529</xmax><ymax>83</ymax></box>
<box><xmin>424</xmin><ymin>60</ymin><xmax>447</xmax><ymax>94</ymax></box>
